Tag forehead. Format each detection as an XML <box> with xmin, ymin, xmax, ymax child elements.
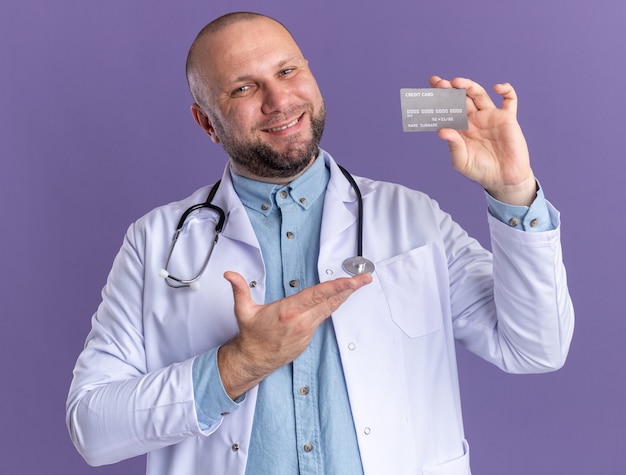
<box><xmin>200</xmin><ymin>18</ymin><xmax>304</xmax><ymax>82</ymax></box>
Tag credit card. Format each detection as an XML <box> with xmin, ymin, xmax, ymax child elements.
<box><xmin>400</xmin><ymin>88</ymin><xmax>468</xmax><ymax>132</ymax></box>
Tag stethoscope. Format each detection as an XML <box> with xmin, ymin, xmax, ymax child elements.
<box><xmin>159</xmin><ymin>165</ymin><xmax>375</xmax><ymax>289</ymax></box>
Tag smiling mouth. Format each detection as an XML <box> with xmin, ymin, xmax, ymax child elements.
<box><xmin>262</xmin><ymin>114</ymin><xmax>303</xmax><ymax>133</ymax></box>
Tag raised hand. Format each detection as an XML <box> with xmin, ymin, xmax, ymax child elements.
<box><xmin>430</xmin><ymin>76</ymin><xmax>537</xmax><ymax>206</ymax></box>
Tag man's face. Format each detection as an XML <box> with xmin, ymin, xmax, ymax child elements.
<box><xmin>193</xmin><ymin>18</ymin><xmax>326</xmax><ymax>182</ymax></box>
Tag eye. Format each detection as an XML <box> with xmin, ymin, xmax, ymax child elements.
<box><xmin>279</xmin><ymin>68</ymin><xmax>294</xmax><ymax>76</ymax></box>
<box><xmin>231</xmin><ymin>84</ymin><xmax>252</xmax><ymax>96</ymax></box>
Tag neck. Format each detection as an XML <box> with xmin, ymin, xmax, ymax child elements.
<box><xmin>229</xmin><ymin>154</ymin><xmax>317</xmax><ymax>185</ymax></box>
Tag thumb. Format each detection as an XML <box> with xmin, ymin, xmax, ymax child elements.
<box><xmin>438</xmin><ymin>128</ymin><xmax>464</xmax><ymax>153</ymax></box>
<box><xmin>437</xmin><ymin>128</ymin><xmax>469</xmax><ymax>174</ymax></box>
<box><xmin>223</xmin><ymin>271</ymin><xmax>255</xmax><ymax>319</ymax></box>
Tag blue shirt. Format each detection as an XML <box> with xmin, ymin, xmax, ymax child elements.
<box><xmin>192</xmin><ymin>150</ymin><xmax>553</xmax><ymax>473</ymax></box>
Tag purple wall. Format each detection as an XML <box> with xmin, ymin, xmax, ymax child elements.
<box><xmin>1</xmin><ymin>0</ymin><xmax>623</xmax><ymax>473</ymax></box>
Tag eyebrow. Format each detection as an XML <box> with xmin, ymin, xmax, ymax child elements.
<box><xmin>229</xmin><ymin>56</ymin><xmax>303</xmax><ymax>84</ymax></box>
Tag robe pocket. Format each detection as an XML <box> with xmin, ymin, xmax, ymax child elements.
<box><xmin>422</xmin><ymin>439</ymin><xmax>471</xmax><ymax>475</ymax></box>
<box><xmin>376</xmin><ymin>244</ymin><xmax>443</xmax><ymax>338</ymax></box>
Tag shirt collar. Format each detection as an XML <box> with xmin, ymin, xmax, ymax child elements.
<box><xmin>230</xmin><ymin>152</ymin><xmax>330</xmax><ymax>216</ymax></box>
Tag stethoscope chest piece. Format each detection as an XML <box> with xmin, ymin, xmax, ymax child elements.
<box><xmin>342</xmin><ymin>256</ymin><xmax>375</xmax><ymax>275</ymax></box>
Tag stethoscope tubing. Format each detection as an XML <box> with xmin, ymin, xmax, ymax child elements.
<box><xmin>160</xmin><ymin>166</ymin><xmax>374</xmax><ymax>289</ymax></box>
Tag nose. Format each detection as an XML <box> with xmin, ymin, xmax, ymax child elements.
<box><xmin>260</xmin><ymin>81</ymin><xmax>290</xmax><ymax>115</ymax></box>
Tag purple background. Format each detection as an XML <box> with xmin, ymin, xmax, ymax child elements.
<box><xmin>1</xmin><ymin>0</ymin><xmax>624</xmax><ymax>473</ymax></box>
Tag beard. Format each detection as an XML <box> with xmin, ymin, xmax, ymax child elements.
<box><xmin>211</xmin><ymin>102</ymin><xmax>326</xmax><ymax>180</ymax></box>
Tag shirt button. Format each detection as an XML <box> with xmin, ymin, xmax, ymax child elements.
<box><xmin>286</xmin><ymin>231</ymin><xmax>295</xmax><ymax>239</ymax></box>
<box><xmin>261</xmin><ymin>204</ymin><xmax>269</xmax><ymax>211</ymax></box>
<box><xmin>231</xmin><ymin>443</ymin><xmax>240</xmax><ymax>452</ymax></box>
<box><xmin>299</xmin><ymin>386</ymin><xmax>310</xmax><ymax>396</ymax></box>
<box><xmin>508</xmin><ymin>217</ymin><xmax>519</xmax><ymax>227</ymax></box>
<box><xmin>289</xmin><ymin>280</ymin><xmax>299</xmax><ymax>288</ymax></box>
<box><xmin>530</xmin><ymin>218</ymin><xmax>539</xmax><ymax>228</ymax></box>
<box><xmin>279</xmin><ymin>191</ymin><xmax>288</xmax><ymax>199</ymax></box>
<box><xmin>303</xmin><ymin>443</ymin><xmax>313</xmax><ymax>453</ymax></box>
<box><xmin>299</xmin><ymin>197</ymin><xmax>307</xmax><ymax>204</ymax></box>
<box><xmin>364</xmin><ymin>427</ymin><xmax>371</xmax><ymax>435</ymax></box>
<box><xmin>348</xmin><ymin>342</ymin><xmax>356</xmax><ymax>351</ymax></box>
<box><xmin>249</xmin><ymin>281</ymin><xmax>257</xmax><ymax>288</ymax></box>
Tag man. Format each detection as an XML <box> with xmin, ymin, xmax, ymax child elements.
<box><xmin>67</xmin><ymin>12</ymin><xmax>574</xmax><ymax>474</ymax></box>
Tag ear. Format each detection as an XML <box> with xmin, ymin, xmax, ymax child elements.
<box><xmin>191</xmin><ymin>103</ymin><xmax>220</xmax><ymax>144</ymax></box>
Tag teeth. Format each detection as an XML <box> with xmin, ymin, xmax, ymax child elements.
<box><xmin>266</xmin><ymin>117</ymin><xmax>299</xmax><ymax>132</ymax></box>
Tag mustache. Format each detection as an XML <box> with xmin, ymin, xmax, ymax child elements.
<box><xmin>255</xmin><ymin>105</ymin><xmax>311</xmax><ymax>130</ymax></box>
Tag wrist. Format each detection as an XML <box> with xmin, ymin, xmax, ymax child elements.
<box><xmin>217</xmin><ymin>341</ymin><xmax>266</xmax><ymax>401</ymax></box>
<box><xmin>485</xmin><ymin>175</ymin><xmax>538</xmax><ymax>207</ymax></box>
